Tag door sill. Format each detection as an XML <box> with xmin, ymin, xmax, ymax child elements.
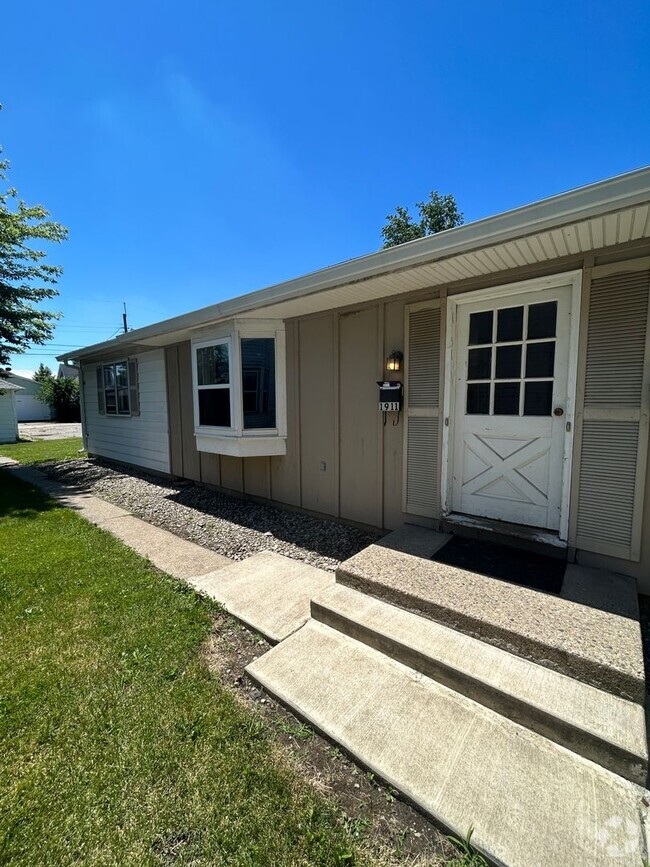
<box><xmin>441</xmin><ymin>513</ymin><xmax>567</xmax><ymax>560</ymax></box>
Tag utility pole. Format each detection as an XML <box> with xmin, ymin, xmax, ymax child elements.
<box><xmin>122</xmin><ymin>302</ymin><xmax>128</xmax><ymax>334</ymax></box>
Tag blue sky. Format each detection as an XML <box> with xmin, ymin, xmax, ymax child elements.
<box><xmin>2</xmin><ymin>0</ymin><xmax>649</xmax><ymax>373</ymax></box>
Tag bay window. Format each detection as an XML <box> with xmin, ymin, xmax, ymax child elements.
<box><xmin>192</xmin><ymin>321</ymin><xmax>286</xmax><ymax>457</ymax></box>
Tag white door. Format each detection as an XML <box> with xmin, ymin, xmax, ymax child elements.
<box><xmin>450</xmin><ymin>282</ymin><xmax>574</xmax><ymax>531</ymax></box>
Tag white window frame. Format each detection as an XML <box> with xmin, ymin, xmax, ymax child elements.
<box><xmin>191</xmin><ymin>319</ymin><xmax>287</xmax><ymax>457</ymax></box>
<box><xmin>102</xmin><ymin>360</ymin><xmax>131</xmax><ymax>417</ymax></box>
<box><xmin>193</xmin><ymin>337</ymin><xmax>234</xmax><ymax>431</ymax></box>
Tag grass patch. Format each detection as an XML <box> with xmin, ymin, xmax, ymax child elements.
<box><xmin>0</xmin><ymin>437</ymin><xmax>84</xmax><ymax>465</ymax></box>
<box><xmin>0</xmin><ymin>473</ymin><xmax>361</xmax><ymax>866</ymax></box>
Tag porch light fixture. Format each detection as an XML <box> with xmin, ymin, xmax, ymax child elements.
<box><xmin>386</xmin><ymin>350</ymin><xmax>403</xmax><ymax>372</ymax></box>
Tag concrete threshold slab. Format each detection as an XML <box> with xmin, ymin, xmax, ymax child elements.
<box><xmin>337</xmin><ymin>540</ymin><xmax>645</xmax><ymax>703</ymax></box>
<box><xmin>192</xmin><ymin>552</ymin><xmax>334</xmax><ymax>643</ymax></box>
<box><xmin>312</xmin><ymin>583</ymin><xmax>648</xmax><ymax>785</ymax></box>
<box><xmin>247</xmin><ymin>620</ymin><xmax>650</xmax><ymax>867</ymax></box>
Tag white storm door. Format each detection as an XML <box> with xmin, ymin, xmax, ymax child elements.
<box><xmin>451</xmin><ymin>284</ymin><xmax>573</xmax><ymax>530</ymax></box>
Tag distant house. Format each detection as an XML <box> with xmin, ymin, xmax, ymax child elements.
<box><xmin>0</xmin><ymin>380</ymin><xmax>21</xmax><ymax>443</ymax></box>
<box><xmin>6</xmin><ymin>373</ymin><xmax>52</xmax><ymax>422</ymax></box>
<box><xmin>57</xmin><ymin>362</ymin><xmax>79</xmax><ymax>381</ymax></box>
<box><xmin>59</xmin><ymin>167</ymin><xmax>650</xmax><ymax>592</ymax></box>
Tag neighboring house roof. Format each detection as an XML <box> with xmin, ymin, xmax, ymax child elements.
<box><xmin>58</xmin><ymin>165</ymin><xmax>650</xmax><ymax>362</ymax></box>
<box><xmin>0</xmin><ymin>381</ymin><xmax>23</xmax><ymax>390</ymax></box>
<box><xmin>58</xmin><ymin>363</ymin><xmax>79</xmax><ymax>380</ymax></box>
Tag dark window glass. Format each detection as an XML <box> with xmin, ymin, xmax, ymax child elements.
<box><xmin>527</xmin><ymin>301</ymin><xmax>557</xmax><ymax>339</ymax></box>
<box><xmin>494</xmin><ymin>382</ymin><xmax>520</xmax><ymax>415</ymax></box>
<box><xmin>103</xmin><ymin>366</ymin><xmax>115</xmax><ymax>389</ymax></box>
<box><xmin>466</xmin><ymin>383</ymin><xmax>490</xmax><ymax>414</ymax></box>
<box><xmin>524</xmin><ymin>381</ymin><xmax>553</xmax><ymax>416</ymax></box>
<box><xmin>468</xmin><ymin>347</ymin><xmax>491</xmax><ymax>380</ymax></box>
<box><xmin>525</xmin><ymin>341</ymin><xmax>555</xmax><ymax>378</ymax></box>
<box><xmin>241</xmin><ymin>338</ymin><xmax>276</xmax><ymax>429</ymax></box>
<box><xmin>495</xmin><ymin>344</ymin><xmax>522</xmax><ymax>379</ymax></box>
<box><xmin>497</xmin><ymin>306</ymin><xmax>523</xmax><ymax>342</ymax></box>
<box><xmin>199</xmin><ymin>388</ymin><xmax>231</xmax><ymax>427</ymax></box>
<box><xmin>197</xmin><ymin>344</ymin><xmax>229</xmax><ymax>385</ymax></box>
<box><xmin>117</xmin><ymin>388</ymin><xmax>130</xmax><ymax>414</ymax></box>
<box><xmin>105</xmin><ymin>387</ymin><xmax>117</xmax><ymax>414</ymax></box>
<box><xmin>469</xmin><ymin>310</ymin><xmax>493</xmax><ymax>345</ymax></box>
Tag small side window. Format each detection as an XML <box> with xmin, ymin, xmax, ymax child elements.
<box><xmin>98</xmin><ymin>361</ymin><xmax>133</xmax><ymax>416</ymax></box>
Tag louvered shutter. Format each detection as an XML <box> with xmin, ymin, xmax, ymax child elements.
<box><xmin>403</xmin><ymin>301</ymin><xmax>442</xmax><ymax>517</ymax></box>
<box><xmin>574</xmin><ymin>260</ymin><xmax>650</xmax><ymax>561</ymax></box>
<box><xmin>128</xmin><ymin>359</ymin><xmax>140</xmax><ymax>417</ymax></box>
<box><xmin>96</xmin><ymin>366</ymin><xmax>106</xmax><ymax>414</ymax></box>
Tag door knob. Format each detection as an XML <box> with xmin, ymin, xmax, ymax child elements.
<box><xmin>553</xmin><ymin>407</ymin><xmax>564</xmax><ymax>417</ymax></box>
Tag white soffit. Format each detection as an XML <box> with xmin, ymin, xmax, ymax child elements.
<box><xmin>58</xmin><ymin>166</ymin><xmax>650</xmax><ymax>360</ymax></box>
<box><xmin>234</xmin><ymin>202</ymin><xmax>650</xmax><ymax>322</ymax></box>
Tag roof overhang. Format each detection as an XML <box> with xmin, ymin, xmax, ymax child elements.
<box><xmin>59</xmin><ymin>165</ymin><xmax>650</xmax><ymax>362</ymax></box>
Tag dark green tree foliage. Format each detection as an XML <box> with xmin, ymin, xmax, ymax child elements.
<box><xmin>0</xmin><ymin>132</ymin><xmax>67</xmax><ymax>375</ymax></box>
<box><xmin>381</xmin><ymin>191</ymin><xmax>464</xmax><ymax>248</ymax></box>
<box><xmin>37</xmin><ymin>375</ymin><xmax>80</xmax><ymax>422</ymax></box>
<box><xmin>33</xmin><ymin>362</ymin><xmax>53</xmax><ymax>382</ymax></box>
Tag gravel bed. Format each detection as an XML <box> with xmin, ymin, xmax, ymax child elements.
<box><xmin>44</xmin><ymin>459</ymin><xmax>378</xmax><ymax>571</ymax></box>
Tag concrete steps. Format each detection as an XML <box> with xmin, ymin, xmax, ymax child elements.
<box><xmin>336</xmin><ymin>529</ymin><xmax>645</xmax><ymax>703</ymax></box>
<box><xmin>247</xmin><ymin>620</ymin><xmax>649</xmax><ymax>867</ymax></box>
<box><xmin>311</xmin><ymin>583</ymin><xmax>648</xmax><ymax>785</ymax></box>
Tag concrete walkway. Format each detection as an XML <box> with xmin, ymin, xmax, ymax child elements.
<box><xmin>19</xmin><ymin>421</ymin><xmax>82</xmax><ymax>440</ymax></box>
<box><xmin>3</xmin><ymin>462</ymin><xmax>324</xmax><ymax>639</ymax></box>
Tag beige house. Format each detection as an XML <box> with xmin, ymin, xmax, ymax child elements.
<box><xmin>60</xmin><ymin>167</ymin><xmax>650</xmax><ymax>591</ymax></box>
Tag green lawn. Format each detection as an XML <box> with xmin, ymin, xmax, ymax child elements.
<box><xmin>0</xmin><ymin>470</ymin><xmax>361</xmax><ymax>866</ymax></box>
<box><xmin>0</xmin><ymin>436</ymin><xmax>84</xmax><ymax>464</ymax></box>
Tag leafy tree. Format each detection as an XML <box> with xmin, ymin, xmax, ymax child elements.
<box><xmin>33</xmin><ymin>362</ymin><xmax>53</xmax><ymax>382</ymax></box>
<box><xmin>381</xmin><ymin>191</ymin><xmax>464</xmax><ymax>248</ymax></box>
<box><xmin>37</xmin><ymin>375</ymin><xmax>80</xmax><ymax>422</ymax></box>
<box><xmin>0</xmin><ymin>118</ymin><xmax>67</xmax><ymax>376</ymax></box>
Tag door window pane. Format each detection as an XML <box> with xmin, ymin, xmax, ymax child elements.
<box><xmin>525</xmin><ymin>341</ymin><xmax>555</xmax><ymax>378</ymax></box>
<box><xmin>197</xmin><ymin>344</ymin><xmax>229</xmax><ymax>385</ymax></box>
<box><xmin>495</xmin><ymin>344</ymin><xmax>522</xmax><ymax>379</ymax></box>
<box><xmin>469</xmin><ymin>310</ymin><xmax>493</xmax><ymax>345</ymax></box>
<box><xmin>527</xmin><ymin>301</ymin><xmax>557</xmax><ymax>339</ymax></box>
<box><xmin>497</xmin><ymin>306</ymin><xmax>523</xmax><ymax>342</ymax></box>
<box><xmin>524</xmin><ymin>381</ymin><xmax>553</xmax><ymax>416</ymax></box>
<box><xmin>468</xmin><ymin>347</ymin><xmax>491</xmax><ymax>380</ymax></box>
<box><xmin>494</xmin><ymin>382</ymin><xmax>520</xmax><ymax>415</ymax></box>
<box><xmin>467</xmin><ymin>383</ymin><xmax>490</xmax><ymax>414</ymax></box>
<box><xmin>198</xmin><ymin>388</ymin><xmax>231</xmax><ymax>427</ymax></box>
<box><xmin>241</xmin><ymin>338</ymin><xmax>276</xmax><ymax>429</ymax></box>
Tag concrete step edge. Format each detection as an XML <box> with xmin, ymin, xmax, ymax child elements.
<box><xmin>310</xmin><ymin>585</ymin><xmax>647</xmax><ymax>785</ymax></box>
<box><xmin>246</xmin><ymin>620</ymin><xmax>648</xmax><ymax>867</ymax></box>
<box><xmin>335</xmin><ymin>552</ymin><xmax>645</xmax><ymax>704</ymax></box>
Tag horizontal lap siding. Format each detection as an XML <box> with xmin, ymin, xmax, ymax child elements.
<box><xmin>83</xmin><ymin>350</ymin><xmax>170</xmax><ymax>474</ymax></box>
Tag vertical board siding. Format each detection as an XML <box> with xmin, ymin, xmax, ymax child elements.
<box><xmin>299</xmin><ymin>315</ymin><xmax>338</xmax><ymax>515</ymax></box>
<box><xmin>404</xmin><ymin>302</ymin><xmax>442</xmax><ymax>518</ymax></box>
<box><xmin>339</xmin><ymin>308</ymin><xmax>381</xmax><ymax>526</ymax></box>
<box><xmin>270</xmin><ymin>321</ymin><xmax>301</xmax><ymax>506</ymax></box>
<box><xmin>575</xmin><ymin>265</ymin><xmax>650</xmax><ymax>559</ymax></box>
<box><xmin>0</xmin><ymin>392</ymin><xmax>18</xmax><ymax>443</ymax></box>
<box><xmin>83</xmin><ymin>349</ymin><xmax>170</xmax><ymax>474</ymax></box>
<box><xmin>382</xmin><ymin>300</ymin><xmax>407</xmax><ymax>529</ymax></box>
